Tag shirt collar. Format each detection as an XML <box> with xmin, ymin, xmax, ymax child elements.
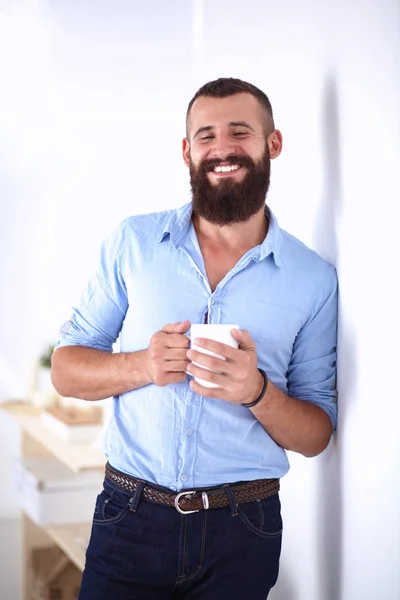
<box><xmin>158</xmin><ymin>202</ymin><xmax>282</xmax><ymax>267</ymax></box>
<box><xmin>258</xmin><ymin>206</ymin><xmax>283</xmax><ymax>267</ymax></box>
<box><xmin>158</xmin><ymin>202</ymin><xmax>192</xmax><ymax>248</ymax></box>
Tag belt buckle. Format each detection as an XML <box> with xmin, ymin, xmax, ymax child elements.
<box><xmin>174</xmin><ymin>490</ymin><xmax>210</xmax><ymax>515</ymax></box>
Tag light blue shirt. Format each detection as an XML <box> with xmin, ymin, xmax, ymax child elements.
<box><xmin>58</xmin><ymin>202</ymin><xmax>338</xmax><ymax>490</ymax></box>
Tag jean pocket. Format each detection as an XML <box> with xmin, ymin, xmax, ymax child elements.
<box><xmin>92</xmin><ymin>489</ymin><xmax>133</xmax><ymax>526</ymax></box>
<box><xmin>238</xmin><ymin>494</ymin><xmax>283</xmax><ymax>539</ymax></box>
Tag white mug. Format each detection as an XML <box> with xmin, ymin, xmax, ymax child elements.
<box><xmin>189</xmin><ymin>324</ymin><xmax>239</xmax><ymax>388</ymax></box>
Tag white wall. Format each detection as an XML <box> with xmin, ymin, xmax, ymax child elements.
<box><xmin>0</xmin><ymin>519</ymin><xmax>22</xmax><ymax>600</ymax></box>
<box><xmin>1</xmin><ymin>1</ymin><xmax>399</xmax><ymax>599</ymax></box>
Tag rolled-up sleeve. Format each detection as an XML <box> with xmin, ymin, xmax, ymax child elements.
<box><xmin>287</xmin><ymin>264</ymin><xmax>338</xmax><ymax>430</ymax></box>
<box><xmin>57</xmin><ymin>223</ymin><xmax>128</xmax><ymax>352</ymax></box>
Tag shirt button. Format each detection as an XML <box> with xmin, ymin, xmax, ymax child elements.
<box><xmin>186</xmin><ymin>429</ymin><xmax>192</xmax><ymax>436</ymax></box>
<box><xmin>211</xmin><ymin>299</ymin><xmax>215</xmax><ymax>305</ymax></box>
<box><xmin>181</xmin><ymin>474</ymin><xmax>188</xmax><ymax>482</ymax></box>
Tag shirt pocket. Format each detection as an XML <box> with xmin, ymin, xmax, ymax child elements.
<box><xmin>246</xmin><ymin>301</ymin><xmax>286</xmax><ymax>344</ymax></box>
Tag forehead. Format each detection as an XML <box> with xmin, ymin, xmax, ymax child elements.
<box><xmin>188</xmin><ymin>93</ymin><xmax>265</xmax><ymax>136</ymax></box>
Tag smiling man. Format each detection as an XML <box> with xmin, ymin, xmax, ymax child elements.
<box><xmin>52</xmin><ymin>78</ymin><xmax>338</xmax><ymax>600</ymax></box>
<box><xmin>186</xmin><ymin>91</ymin><xmax>276</xmax><ymax>227</ymax></box>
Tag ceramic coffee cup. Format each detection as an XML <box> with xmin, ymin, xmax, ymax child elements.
<box><xmin>189</xmin><ymin>324</ymin><xmax>239</xmax><ymax>388</ymax></box>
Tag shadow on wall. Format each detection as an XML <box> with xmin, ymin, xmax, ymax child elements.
<box><xmin>313</xmin><ymin>75</ymin><xmax>358</xmax><ymax>600</ymax></box>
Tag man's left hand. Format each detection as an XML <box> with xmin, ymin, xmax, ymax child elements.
<box><xmin>186</xmin><ymin>329</ymin><xmax>264</xmax><ymax>405</ymax></box>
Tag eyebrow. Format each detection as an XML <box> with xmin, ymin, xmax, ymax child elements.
<box><xmin>193</xmin><ymin>121</ymin><xmax>255</xmax><ymax>139</ymax></box>
<box><xmin>193</xmin><ymin>125</ymin><xmax>214</xmax><ymax>139</ymax></box>
<box><xmin>230</xmin><ymin>121</ymin><xmax>255</xmax><ymax>131</ymax></box>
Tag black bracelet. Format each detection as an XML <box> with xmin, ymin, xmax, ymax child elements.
<box><xmin>241</xmin><ymin>368</ymin><xmax>268</xmax><ymax>408</ymax></box>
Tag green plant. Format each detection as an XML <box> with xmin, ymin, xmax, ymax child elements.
<box><xmin>39</xmin><ymin>344</ymin><xmax>55</xmax><ymax>369</ymax></box>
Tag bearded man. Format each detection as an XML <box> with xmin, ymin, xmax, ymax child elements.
<box><xmin>52</xmin><ymin>78</ymin><xmax>338</xmax><ymax>600</ymax></box>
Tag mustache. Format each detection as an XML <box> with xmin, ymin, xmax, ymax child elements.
<box><xmin>199</xmin><ymin>154</ymin><xmax>255</xmax><ymax>173</ymax></box>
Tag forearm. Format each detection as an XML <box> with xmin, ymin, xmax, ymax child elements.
<box><xmin>51</xmin><ymin>346</ymin><xmax>151</xmax><ymax>401</ymax></box>
<box><xmin>251</xmin><ymin>379</ymin><xmax>333</xmax><ymax>457</ymax></box>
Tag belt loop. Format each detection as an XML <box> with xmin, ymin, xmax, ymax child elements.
<box><xmin>130</xmin><ymin>480</ymin><xmax>146</xmax><ymax>513</ymax></box>
<box><xmin>223</xmin><ymin>484</ymin><xmax>238</xmax><ymax>517</ymax></box>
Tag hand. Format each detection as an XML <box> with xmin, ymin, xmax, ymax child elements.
<box><xmin>146</xmin><ymin>320</ymin><xmax>191</xmax><ymax>387</ymax></box>
<box><xmin>186</xmin><ymin>329</ymin><xmax>264</xmax><ymax>405</ymax></box>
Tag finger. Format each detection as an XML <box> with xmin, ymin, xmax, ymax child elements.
<box><xmin>160</xmin><ymin>332</ymin><xmax>190</xmax><ymax>348</ymax></box>
<box><xmin>162</xmin><ymin>320</ymin><xmax>191</xmax><ymax>334</ymax></box>
<box><xmin>189</xmin><ymin>378</ymin><xmax>226</xmax><ymax>399</ymax></box>
<box><xmin>231</xmin><ymin>329</ymin><xmax>256</xmax><ymax>351</ymax></box>
<box><xmin>151</xmin><ymin>331</ymin><xmax>189</xmax><ymax>352</ymax></box>
<box><xmin>186</xmin><ymin>363</ymin><xmax>226</xmax><ymax>386</ymax></box>
<box><xmin>164</xmin><ymin>348</ymin><xmax>191</xmax><ymax>361</ymax></box>
<box><xmin>192</xmin><ymin>337</ymin><xmax>237</xmax><ymax>360</ymax></box>
<box><xmin>187</xmin><ymin>349</ymin><xmax>232</xmax><ymax>375</ymax></box>
<box><xmin>163</xmin><ymin>360</ymin><xmax>189</xmax><ymax>373</ymax></box>
<box><xmin>160</xmin><ymin>372</ymin><xmax>188</xmax><ymax>386</ymax></box>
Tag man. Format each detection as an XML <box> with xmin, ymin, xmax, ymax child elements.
<box><xmin>51</xmin><ymin>77</ymin><xmax>338</xmax><ymax>600</ymax></box>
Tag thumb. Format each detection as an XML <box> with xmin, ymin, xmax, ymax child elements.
<box><xmin>232</xmin><ymin>328</ymin><xmax>256</xmax><ymax>351</ymax></box>
<box><xmin>162</xmin><ymin>320</ymin><xmax>191</xmax><ymax>334</ymax></box>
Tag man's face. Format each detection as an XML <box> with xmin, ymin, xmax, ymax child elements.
<box><xmin>183</xmin><ymin>93</ymin><xmax>272</xmax><ymax>226</ymax></box>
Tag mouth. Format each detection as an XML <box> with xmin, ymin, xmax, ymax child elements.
<box><xmin>209</xmin><ymin>163</ymin><xmax>244</xmax><ymax>178</ymax></box>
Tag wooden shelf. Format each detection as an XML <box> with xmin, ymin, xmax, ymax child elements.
<box><xmin>1</xmin><ymin>402</ymin><xmax>105</xmax><ymax>472</ymax></box>
<box><xmin>44</xmin><ymin>522</ymin><xmax>91</xmax><ymax>572</ymax></box>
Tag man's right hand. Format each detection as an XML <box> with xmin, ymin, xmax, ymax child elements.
<box><xmin>145</xmin><ymin>320</ymin><xmax>191</xmax><ymax>387</ymax></box>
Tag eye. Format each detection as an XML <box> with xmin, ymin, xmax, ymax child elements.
<box><xmin>233</xmin><ymin>131</ymin><xmax>247</xmax><ymax>137</ymax></box>
<box><xmin>200</xmin><ymin>135</ymin><xmax>213</xmax><ymax>141</ymax></box>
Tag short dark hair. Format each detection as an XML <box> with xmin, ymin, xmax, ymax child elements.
<box><xmin>186</xmin><ymin>77</ymin><xmax>275</xmax><ymax>137</ymax></box>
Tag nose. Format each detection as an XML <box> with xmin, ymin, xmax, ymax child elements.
<box><xmin>210</xmin><ymin>132</ymin><xmax>235</xmax><ymax>160</ymax></box>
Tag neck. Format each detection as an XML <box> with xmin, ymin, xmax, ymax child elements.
<box><xmin>192</xmin><ymin>206</ymin><xmax>268</xmax><ymax>253</ymax></box>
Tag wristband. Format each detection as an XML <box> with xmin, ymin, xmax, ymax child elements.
<box><xmin>241</xmin><ymin>368</ymin><xmax>268</xmax><ymax>408</ymax></box>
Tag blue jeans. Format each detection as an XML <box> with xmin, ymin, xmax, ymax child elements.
<box><xmin>78</xmin><ymin>476</ymin><xmax>282</xmax><ymax>599</ymax></box>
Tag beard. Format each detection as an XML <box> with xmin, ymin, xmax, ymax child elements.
<box><xmin>189</xmin><ymin>145</ymin><xmax>271</xmax><ymax>226</ymax></box>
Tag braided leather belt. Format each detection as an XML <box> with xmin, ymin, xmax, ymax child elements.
<box><xmin>105</xmin><ymin>463</ymin><xmax>280</xmax><ymax>515</ymax></box>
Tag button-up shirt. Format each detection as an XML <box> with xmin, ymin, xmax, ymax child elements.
<box><xmin>58</xmin><ymin>202</ymin><xmax>338</xmax><ymax>490</ymax></box>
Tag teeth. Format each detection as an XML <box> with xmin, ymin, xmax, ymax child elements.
<box><xmin>214</xmin><ymin>164</ymin><xmax>239</xmax><ymax>173</ymax></box>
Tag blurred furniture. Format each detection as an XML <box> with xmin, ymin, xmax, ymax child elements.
<box><xmin>1</xmin><ymin>402</ymin><xmax>105</xmax><ymax>600</ymax></box>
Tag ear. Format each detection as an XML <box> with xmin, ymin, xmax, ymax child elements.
<box><xmin>267</xmin><ymin>130</ymin><xmax>283</xmax><ymax>160</ymax></box>
<box><xmin>182</xmin><ymin>138</ymin><xmax>191</xmax><ymax>167</ymax></box>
